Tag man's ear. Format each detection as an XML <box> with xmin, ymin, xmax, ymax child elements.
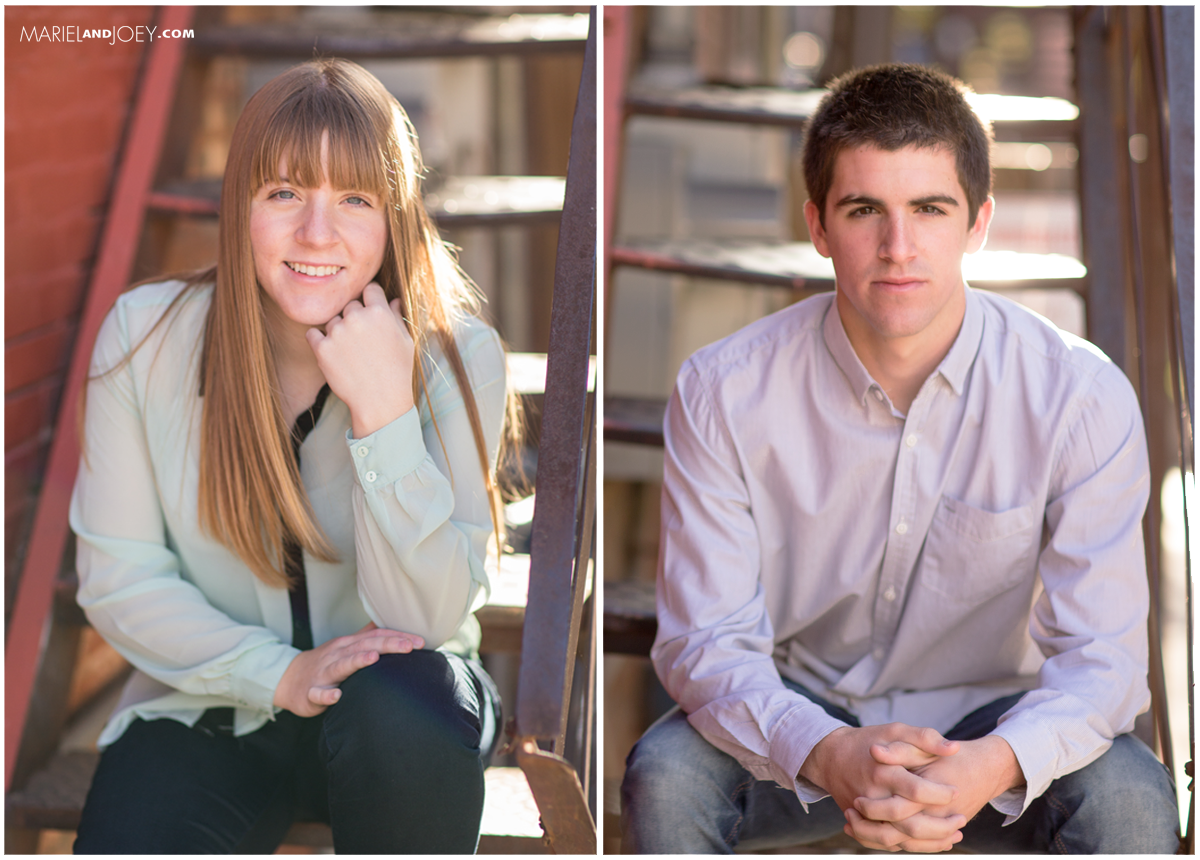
<box><xmin>966</xmin><ymin>195</ymin><xmax>995</xmax><ymax>254</ymax></box>
<box><xmin>804</xmin><ymin>199</ymin><xmax>831</xmax><ymax>258</ymax></box>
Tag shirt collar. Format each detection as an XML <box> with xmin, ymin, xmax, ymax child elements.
<box><xmin>823</xmin><ymin>298</ymin><xmax>877</xmax><ymax>405</ymax></box>
<box><xmin>937</xmin><ymin>286</ymin><xmax>984</xmax><ymax>396</ymax></box>
<box><xmin>822</xmin><ymin>285</ymin><xmax>984</xmax><ymax>403</ymax></box>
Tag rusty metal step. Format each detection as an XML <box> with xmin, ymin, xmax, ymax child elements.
<box><xmin>191</xmin><ymin>11</ymin><xmax>588</xmax><ymax>59</ymax></box>
<box><xmin>5</xmin><ymin>753</ymin><xmax>547</xmax><ymax>852</ymax></box>
<box><xmin>56</xmin><ymin>549</ymin><xmax>534</xmax><ymax>656</ymax></box>
<box><xmin>603</xmin><ymin>580</ymin><xmax>657</xmax><ymax>657</ymax></box>
<box><xmin>626</xmin><ymin>84</ymin><xmax>824</xmax><ymax>128</ymax></box>
<box><xmin>604</xmin><ymin>397</ymin><xmax>666</xmax><ymax>447</ymax></box>
<box><xmin>624</xmin><ymin>84</ymin><xmax>1078</xmax><ymax>142</ymax></box>
<box><xmin>612</xmin><ymin>238</ymin><xmax>1087</xmax><ymax>294</ymax></box>
<box><xmin>148</xmin><ymin>175</ymin><xmax>566</xmax><ymax>229</ymax></box>
<box><xmin>611</xmin><ymin>238</ymin><xmax>835</xmax><ymax>291</ymax></box>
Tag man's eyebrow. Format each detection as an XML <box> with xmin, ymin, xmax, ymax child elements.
<box><xmin>834</xmin><ymin>194</ymin><xmax>961</xmax><ymax>209</ymax></box>
<box><xmin>910</xmin><ymin>194</ymin><xmax>960</xmax><ymax>207</ymax></box>
<box><xmin>835</xmin><ymin>195</ymin><xmax>884</xmax><ymax>209</ymax></box>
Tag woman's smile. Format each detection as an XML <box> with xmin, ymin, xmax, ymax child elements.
<box><xmin>285</xmin><ymin>262</ymin><xmax>344</xmax><ymax>278</ymax></box>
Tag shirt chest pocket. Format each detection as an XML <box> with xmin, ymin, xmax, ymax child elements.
<box><xmin>917</xmin><ymin>495</ymin><xmax>1041</xmax><ymax>603</ymax></box>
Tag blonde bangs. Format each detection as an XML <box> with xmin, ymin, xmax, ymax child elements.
<box><xmin>250</xmin><ymin>96</ymin><xmax>393</xmax><ymax>202</ymax></box>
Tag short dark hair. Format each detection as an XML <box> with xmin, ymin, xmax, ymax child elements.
<box><xmin>802</xmin><ymin>64</ymin><xmax>993</xmax><ymax>230</ymax></box>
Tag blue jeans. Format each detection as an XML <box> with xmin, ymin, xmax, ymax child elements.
<box><xmin>75</xmin><ymin>650</ymin><xmax>501</xmax><ymax>854</ymax></box>
<box><xmin>622</xmin><ymin>680</ymin><xmax>1179</xmax><ymax>854</ymax></box>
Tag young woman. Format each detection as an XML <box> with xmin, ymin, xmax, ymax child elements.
<box><xmin>70</xmin><ymin>58</ymin><xmax>511</xmax><ymax>853</ymax></box>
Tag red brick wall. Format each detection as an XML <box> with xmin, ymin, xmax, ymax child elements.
<box><xmin>5</xmin><ymin>6</ymin><xmax>153</xmax><ymax>603</ymax></box>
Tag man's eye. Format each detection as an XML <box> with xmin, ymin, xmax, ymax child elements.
<box><xmin>919</xmin><ymin>205</ymin><xmax>945</xmax><ymax>215</ymax></box>
<box><xmin>852</xmin><ymin>206</ymin><xmax>877</xmax><ymax>216</ymax></box>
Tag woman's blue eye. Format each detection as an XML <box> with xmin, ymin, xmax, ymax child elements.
<box><xmin>272</xmin><ymin>189</ymin><xmax>296</xmax><ymax>200</ymax></box>
<box><xmin>346</xmin><ymin>195</ymin><xmax>369</xmax><ymax>206</ymax></box>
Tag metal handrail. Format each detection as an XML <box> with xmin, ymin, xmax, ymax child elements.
<box><xmin>512</xmin><ymin>6</ymin><xmax>597</xmax><ymax>853</ymax></box>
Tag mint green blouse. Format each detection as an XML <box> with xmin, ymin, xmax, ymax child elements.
<box><xmin>69</xmin><ymin>280</ymin><xmax>506</xmax><ymax>747</ymax></box>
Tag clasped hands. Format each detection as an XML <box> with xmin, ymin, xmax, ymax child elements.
<box><xmin>800</xmin><ymin>723</ymin><xmax>1023</xmax><ymax>853</ymax></box>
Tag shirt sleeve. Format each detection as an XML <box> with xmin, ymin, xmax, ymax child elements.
<box><xmin>988</xmin><ymin>360</ymin><xmax>1152</xmax><ymax>822</ymax></box>
<box><xmin>653</xmin><ymin>360</ymin><xmax>850</xmax><ymax>804</ymax></box>
<box><xmin>347</xmin><ymin>322</ymin><xmax>506</xmax><ymax>648</ymax></box>
<box><xmin>70</xmin><ymin>299</ymin><xmax>298</xmax><ymax>715</ymax></box>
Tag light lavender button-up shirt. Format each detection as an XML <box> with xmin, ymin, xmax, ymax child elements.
<box><xmin>653</xmin><ymin>286</ymin><xmax>1151</xmax><ymax>822</ymax></box>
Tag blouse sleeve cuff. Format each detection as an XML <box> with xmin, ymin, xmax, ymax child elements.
<box><xmin>229</xmin><ymin>642</ymin><xmax>301</xmax><ymax>713</ymax></box>
<box><xmin>346</xmin><ymin>407</ymin><xmax>427</xmax><ymax>488</ymax></box>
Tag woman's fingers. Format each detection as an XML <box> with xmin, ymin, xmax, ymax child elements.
<box><xmin>324</xmin><ymin>648</ymin><xmax>380</xmax><ymax>685</ymax></box>
<box><xmin>361</xmin><ymin>281</ymin><xmax>387</xmax><ymax>307</ymax></box>
<box><xmin>276</xmin><ymin>624</ymin><xmax>425</xmax><ymax>717</ymax></box>
<box><xmin>316</xmin><ymin>628</ymin><xmax>424</xmax><ymax>686</ymax></box>
<box><xmin>344</xmin><ymin>625</ymin><xmax>424</xmax><ymax>649</ymax></box>
<box><xmin>351</xmin><ymin>630</ymin><xmax>423</xmax><ymax>653</ymax></box>
<box><xmin>308</xmin><ymin>685</ymin><xmax>342</xmax><ymax>707</ymax></box>
<box><xmin>305</xmin><ymin>279</ymin><xmax>415</xmax><ymax>437</ymax></box>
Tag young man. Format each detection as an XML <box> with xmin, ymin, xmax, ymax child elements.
<box><xmin>621</xmin><ymin>64</ymin><xmax>1178</xmax><ymax>854</ymax></box>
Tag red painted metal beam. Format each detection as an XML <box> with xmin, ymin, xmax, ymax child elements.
<box><xmin>6</xmin><ymin>6</ymin><xmax>195</xmax><ymax>791</ymax></box>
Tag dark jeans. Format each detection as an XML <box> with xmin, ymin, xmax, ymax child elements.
<box><xmin>74</xmin><ymin>650</ymin><xmax>501</xmax><ymax>854</ymax></box>
<box><xmin>623</xmin><ymin>679</ymin><xmax>1180</xmax><ymax>853</ymax></box>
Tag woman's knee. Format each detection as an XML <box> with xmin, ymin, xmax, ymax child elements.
<box><xmin>318</xmin><ymin>653</ymin><xmax>490</xmax><ymax>852</ymax></box>
<box><xmin>324</xmin><ymin>650</ymin><xmax>484</xmax><ymax>763</ymax></box>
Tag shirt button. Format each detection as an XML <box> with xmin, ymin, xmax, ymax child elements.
<box><xmin>883</xmin><ymin>587</ymin><xmax>896</xmax><ymax>602</ymax></box>
<box><xmin>357</xmin><ymin>445</ymin><xmax>369</xmax><ymax>457</ymax></box>
<box><xmin>365</xmin><ymin>470</ymin><xmax>378</xmax><ymax>483</ymax></box>
<box><xmin>905</xmin><ymin>434</ymin><xmax>917</xmax><ymax>448</ymax></box>
<box><xmin>895</xmin><ymin>522</ymin><xmax>908</xmax><ymax>535</ymax></box>
<box><xmin>873</xmin><ymin>389</ymin><xmax>884</xmax><ymax>402</ymax></box>
<box><xmin>873</xmin><ymin>648</ymin><xmax>885</xmax><ymax>661</ymax></box>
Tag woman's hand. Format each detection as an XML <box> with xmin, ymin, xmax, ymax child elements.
<box><xmin>306</xmin><ymin>282</ymin><xmax>415</xmax><ymax>438</ymax></box>
<box><xmin>273</xmin><ymin>622</ymin><xmax>424</xmax><ymax>717</ymax></box>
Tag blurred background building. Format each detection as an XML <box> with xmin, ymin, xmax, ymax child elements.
<box><xmin>602</xmin><ymin>6</ymin><xmax>1192</xmax><ymax>852</ymax></box>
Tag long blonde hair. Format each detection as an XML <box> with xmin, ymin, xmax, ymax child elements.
<box><xmin>81</xmin><ymin>59</ymin><xmax>511</xmax><ymax>589</ymax></box>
